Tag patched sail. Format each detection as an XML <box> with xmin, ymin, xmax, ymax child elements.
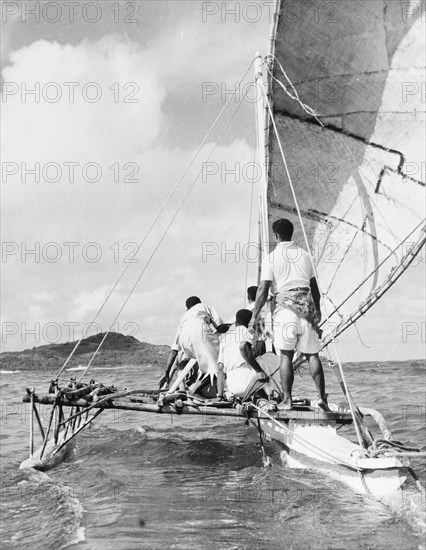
<box><xmin>266</xmin><ymin>0</ymin><xmax>425</xmax><ymax>332</ymax></box>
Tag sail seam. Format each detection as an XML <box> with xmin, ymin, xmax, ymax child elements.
<box><xmin>283</xmin><ymin>67</ymin><xmax>426</xmax><ymax>87</ymax></box>
<box><xmin>376</xmin><ymin>166</ymin><xmax>425</xmax><ymax>191</ymax></box>
<box><xmin>268</xmin><ymin>202</ymin><xmax>395</xmax><ymax>252</ymax></box>
<box><xmin>273</xmin><ymin>110</ymin><xmax>426</xmax><ymax>186</ymax></box>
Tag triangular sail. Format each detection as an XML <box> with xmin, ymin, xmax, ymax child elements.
<box><xmin>266</xmin><ymin>0</ymin><xmax>425</xmax><ymax>331</ymax></box>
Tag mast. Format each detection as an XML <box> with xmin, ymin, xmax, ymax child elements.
<box><xmin>254</xmin><ymin>52</ymin><xmax>270</xmax><ymax>258</ymax></box>
<box><xmin>253</xmin><ymin>0</ymin><xmax>281</xmax><ymax>258</ymax></box>
<box><xmin>254</xmin><ymin>53</ymin><xmax>274</xmax><ymax>352</ymax></box>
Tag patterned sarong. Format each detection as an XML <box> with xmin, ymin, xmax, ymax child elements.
<box><xmin>275</xmin><ymin>288</ymin><xmax>322</xmax><ymax>337</ymax></box>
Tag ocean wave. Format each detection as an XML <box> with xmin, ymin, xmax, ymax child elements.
<box><xmin>1</xmin><ymin>467</ymin><xmax>85</xmax><ymax>550</ymax></box>
<box><xmin>66</xmin><ymin>365</ymin><xmax>147</xmax><ymax>372</ymax></box>
<box><xmin>93</xmin><ymin>365</ymin><xmax>137</xmax><ymax>371</ymax></box>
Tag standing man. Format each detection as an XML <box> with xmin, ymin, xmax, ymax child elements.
<box><xmin>249</xmin><ymin>219</ymin><xmax>329</xmax><ymax>410</ymax></box>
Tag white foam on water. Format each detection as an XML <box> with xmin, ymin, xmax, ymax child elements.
<box><xmin>0</xmin><ymin>370</ymin><xmax>21</xmax><ymax>374</ymax></box>
<box><xmin>381</xmin><ymin>485</ymin><xmax>426</xmax><ymax>542</ymax></box>
<box><xmin>22</xmin><ymin>467</ymin><xmax>87</xmax><ymax>549</ymax></box>
<box><xmin>66</xmin><ymin>366</ymin><xmax>86</xmax><ymax>371</ymax></box>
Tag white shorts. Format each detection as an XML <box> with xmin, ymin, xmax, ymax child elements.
<box><xmin>273</xmin><ymin>308</ymin><xmax>320</xmax><ymax>354</ymax></box>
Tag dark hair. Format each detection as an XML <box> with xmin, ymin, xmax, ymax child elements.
<box><xmin>272</xmin><ymin>219</ymin><xmax>294</xmax><ymax>241</ymax></box>
<box><xmin>235</xmin><ymin>309</ymin><xmax>252</xmax><ymax>327</ymax></box>
<box><xmin>185</xmin><ymin>296</ymin><xmax>201</xmax><ymax>309</ymax></box>
<box><xmin>247</xmin><ymin>286</ymin><xmax>258</xmax><ymax>303</ymax></box>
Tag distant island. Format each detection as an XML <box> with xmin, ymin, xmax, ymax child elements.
<box><xmin>1</xmin><ymin>333</ymin><xmax>423</xmax><ymax>373</ymax></box>
<box><xmin>0</xmin><ymin>332</ymin><xmax>170</xmax><ymax>372</ymax></box>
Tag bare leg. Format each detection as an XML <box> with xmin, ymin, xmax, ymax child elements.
<box><xmin>217</xmin><ymin>365</ymin><xmax>225</xmax><ymax>397</ymax></box>
<box><xmin>305</xmin><ymin>353</ymin><xmax>327</xmax><ymax>401</ymax></box>
<box><xmin>178</xmin><ymin>366</ymin><xmax>186</xmax><ymax>391</ymax></box>
<box><xmin>168</xmin><ymin>363</ymin><xmax>178</xmax><ymax>385</ymax></box>
<box><xmin>279</xmin><ymin>349</ymin><xmax>294</xmax><ymax>406</ymax></box>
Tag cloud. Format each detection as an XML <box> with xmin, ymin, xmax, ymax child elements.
<box><xmin>1</xmin><ymin>30</ymin><xmax>260</xmax><ymax>352</ymax></box>
<box><xmin>2</xmin><ymin>5</ymin><xmax>424</xmax><ymax>363</ymax></box>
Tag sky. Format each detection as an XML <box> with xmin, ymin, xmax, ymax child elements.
<box><xmin>1</xmin><ymin>0</ymin><xmax>425</xmax><ymax>362</ymax></box>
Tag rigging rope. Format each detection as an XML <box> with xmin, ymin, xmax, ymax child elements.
<box><xmin>258</xmin><ymin>74</ymin><xmax>366</xmax><ymax>449</ymax></box>
<box><xmin>244</xmin><ymin>96</ymin><xmax>259</xmax><ymax>304</ymax></box>
<box><xmin>308</xmin><ymin>230</ymin><xmax>426</xmax><ymax>358</ymax></box>
<box><xmin>266</xmin><ymin>55</ymin><xmax>324</xmax><ymax>126</ymax></box>
<box><xmin>55</xmin><ymin>60</ymin><xmax>255</xmax><ymax>381</ymax></box>
<box><xmin>323</xmin><ymin>219</ymin><xmax>425</xmax><ymax>322</ymax></box>
<box><xmin>77</xmin><ymin>71</ymin><xmax>254</xmax><ymax>381</ymax></box>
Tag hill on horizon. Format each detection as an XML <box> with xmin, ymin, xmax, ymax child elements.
<box><xmin>0</xmin><ymin>332</ymin><xmax>169</xmax><ymax>372</ymax></box>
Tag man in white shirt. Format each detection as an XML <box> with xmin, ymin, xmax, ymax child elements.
<box><xmin>217</xmin><ymin>309</ymin><xmax>268</xmax><ymax>399</ymax></box>
<box><xmin>159</xmin><ymin>296</ymin><xmax>228</xmax><ymax>389</ymax></box>
<box><xmin>250</xmin><ymin>219</ymin><xmax>329</xmax><ymax>411</ymax></box>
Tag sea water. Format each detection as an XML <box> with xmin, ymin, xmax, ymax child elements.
<box><xmin>1</xmin><ymin>361</ymin><xmax>425</xmax><ymax>550</ymax></box>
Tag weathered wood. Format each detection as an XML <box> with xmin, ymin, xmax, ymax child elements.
<box><xmin>52</xmin><ymin>409</ymin><xmax>104</xmax><ymax>457</ymax></box>
<box><xmin>23</xmin><ymin>394</ymin><xmax>353</xmax><ymax>423</ymax></box>
<box><xmin>64</xmin><ymin>385</ymin><xmax>99</xmax><ymax>400</ymax></box>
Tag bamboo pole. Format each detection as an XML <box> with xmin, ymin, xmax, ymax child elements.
<box><xmin>408</xmin><ymin>467</ymin><xmax>426</xmax><ymax>497</ymax></box>
<box><xmin>329</xmin><ymin>362</ymin><xmax>374</xmax><ymax>447</ymax></box>
<box><xmin>54</xmin><ymin>405</ymin><xmax>63</xmax><ymax>445</ymax></box>
<box><xmin>32</xmin><ymin>402</ymin><xmax>45</xmax><ymax>440</ymax></box>
<box><xmin>29</xmin><ymin>389</ymin><xmax>34</xmax><ymax>458</ymax></box>
<box><xmin>52</xmin><ymin>409</ymin><xmax>104</xmax><ymax>457</ymax></box>
<box><xmin>39</xmin><ymin>392</ymin><xmax>59</xmax><ymax>460</ymax></box>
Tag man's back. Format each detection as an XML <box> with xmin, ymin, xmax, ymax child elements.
<box><xmin>178</xmin><ymin>303</ymin><xmax>222</xmax><ymax>331</ymax></box>
<box><xmin>261</xmin><ymin>241</ymin><xmax>313</xmax><ymax>295</ymax></box>
<box><xmin>218</xmin><ymin>325</ymin><xmax>250</xmax><ymax>373</ymax></box>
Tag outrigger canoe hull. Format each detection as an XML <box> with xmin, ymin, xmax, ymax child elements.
<box><xmin>21</xmin><ymin>389</ymin><xmax>413</xmax><ymax>500</ymax></box>
<box><xmin>259</xmin><ymin>416</ymin><xmax>409</xmax><ymax>498</ymax></box>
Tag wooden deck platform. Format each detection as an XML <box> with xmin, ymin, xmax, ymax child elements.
<box><xmin>23</xmin><ymin>393</ymin><xmax>354</xmax><ymax>424</ymax></box>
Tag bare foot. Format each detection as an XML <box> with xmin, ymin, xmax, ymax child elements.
<box><xmin>277</xmin><ymin>399</ymin><xmax>293</xmax><ymax>411</ymax></box>
<box><xmin>318</xmin><ymin>398</ymin><xmax>330</xmax><ymax>412</ymax></box>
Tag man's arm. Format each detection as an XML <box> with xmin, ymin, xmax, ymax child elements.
<box><xmin>204</xmin><ymin>306</ymin><xmax>230</xmax><ymax>334</ymax></box>
<box><xmin>215</xmin><ymin>323</ymin><xmax>231</xmax><ymax>334</ymax></box>
<box><xmin>158</xmin><ymin>349</ymin><xmax>178</xmax><ymax>388</ymax></box>
<box><xmin>310</xmin><ymin>277</ymin><xmax>321</xmax><ymax>309</ymax></box>
<box><xmin>250</xmin><ymin>280</ymin><xmax>272</xmax><ymax>325</ymax></box>
<box><xmin>239</xmin><ymin>341</ymin><xmax>268</xmax><ymax>382</ymax></box>
<box><xmin>310</xmin><ymin>277</ymin><xmax>321</xmax><ymax>321</ymax></box>
<box><xmin>240</xmin><ymin>341</ymin><xmax>262</xmax><ymax>372</ymax></box>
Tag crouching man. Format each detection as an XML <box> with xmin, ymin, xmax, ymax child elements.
<box><xmin>217</xmin><ymin>309</ymin><xmax>268</xmax><ymax>400</ymax></box>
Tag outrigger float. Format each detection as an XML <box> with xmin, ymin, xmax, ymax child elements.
<box><xmin>20</xmin><ymin>0</ymin><xmax>425</xmax><ymax>506</ymax></box>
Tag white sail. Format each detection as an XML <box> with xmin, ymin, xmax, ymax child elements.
<box><xmin>266</xmin><ymin>0</ymin><xmax>425</xmax><ymax>330</ymax></box>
